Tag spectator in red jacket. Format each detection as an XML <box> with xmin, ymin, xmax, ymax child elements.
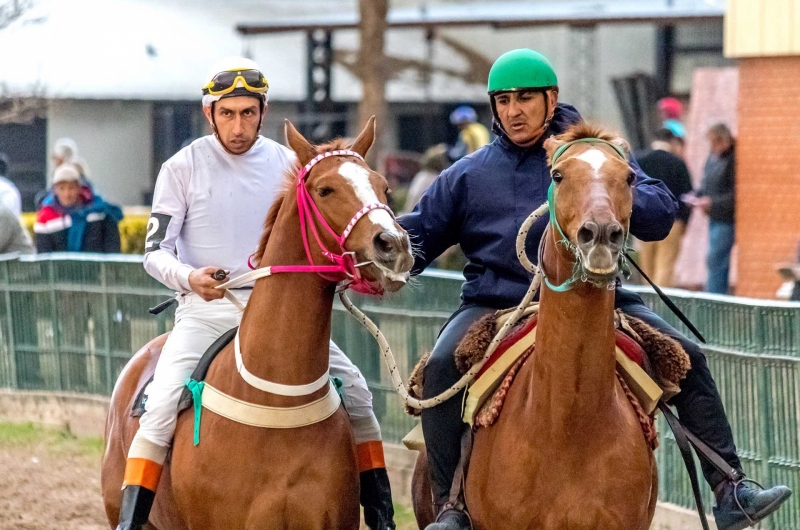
<box><xmin>34</xmin><ymin>164</ymin><xmax>122</xmax><ymax>254</ymax></box>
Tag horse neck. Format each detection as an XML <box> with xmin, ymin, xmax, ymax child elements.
<box><xmin>238</xmin><ymin>197</ymin><xmax>334</xmax><ymax>389</ymax></box>
<box><xmin>533</xmin><ymin>229</ymin><xmax>617</xmax><ymax>423</ymax></box>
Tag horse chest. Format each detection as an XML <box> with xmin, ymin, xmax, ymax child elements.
<box><xmin>466</xmin><ymin>395</ymin><xmax>654</xmax><ymax>530</ymax></box>
<box><xmin>169</xmin><ymin>410</ymin><xmax>360</xmax><ymax>529</ymax></box>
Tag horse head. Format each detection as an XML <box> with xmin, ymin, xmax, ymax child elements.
<box><xmin>282</xmin><ymin>117</ymin><xmax>414</xmax><ymax>293</ymax></box>
<box><xmin>543</xmin><ymin>123</ymin><xmax>633</xmax><ymax>288</ymax></box>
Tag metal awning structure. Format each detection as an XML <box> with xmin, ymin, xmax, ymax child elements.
<box><xmin>237</xmin><ymin>0</ymin><xmax>725</xmax><ymax>35</ymax></box>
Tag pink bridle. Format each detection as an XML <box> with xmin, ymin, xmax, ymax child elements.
<box><xmin>250</xmin><ymin>149</ymin><xmax>394</xmax><ymax>295</ymax></box>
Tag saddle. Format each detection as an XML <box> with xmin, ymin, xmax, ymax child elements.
<box><xmin>131</xmin><ymin>327</ymin><xmax>238</xmax><ymax>417</ymax></box>
<box><xmin>405</xmin><ymin>306</ymin><xmax>690</xmax><ymax>450</ymax></box>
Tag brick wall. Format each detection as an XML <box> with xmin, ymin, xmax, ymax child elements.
<box><xmin>736</xmin><ymin>57</ymin><xmax>800</xmax><ymax>298</ymax></box>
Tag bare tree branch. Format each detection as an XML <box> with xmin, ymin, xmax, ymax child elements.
<box><xmin>335</xmin><ymin>31</ymin><xmax>492</xmax><ymax>94</ymax></box>
<box><xmin>0</xmin><ymin>0</ymin><xmax>30</xmax><ymax>31</ymax></box>
<box><xmin>0</xmin><ymin>82</ymin><xmax>47</xmax><ymax>125</ymax></box>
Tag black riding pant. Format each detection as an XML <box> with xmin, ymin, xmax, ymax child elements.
<box><xmin>421</xmin><ymin>289</ymin><xmax>741</xmax><ymax>505</ymax></box>
<box><xmin>421</xmin><ymin>305</ymin><xmax>495</xmax><ymax>504</ymax></box>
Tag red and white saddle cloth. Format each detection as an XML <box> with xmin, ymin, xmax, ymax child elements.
<box><xmin>403</xmin><ymin>308</ymin><xmax>690</xmax><ymax>452</ymax></box>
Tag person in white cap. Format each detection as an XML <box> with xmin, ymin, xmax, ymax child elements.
<box><xmin>34</xmin><ymin>163</ymin><xmax>121</xmax><ymax>253</ymax></box>
<box><xmin>52</xmin><ymin>137</ymin><xmax>91</xmax><ymax>178</ymax></box>
<box><xmin>117</xmin><ymin>56</ymin><xmax>396</xmax><ymax>530</ymax></box>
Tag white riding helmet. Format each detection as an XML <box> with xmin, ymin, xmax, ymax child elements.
<box><xmin>201</xmin><ymin>56</ymin><xmax>269</xmax><ymax>108</ymax></box>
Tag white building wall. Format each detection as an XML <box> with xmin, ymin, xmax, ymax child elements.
<box><xmin>593</xmin><ymin>24</ymin><xmax>658</xmax><ymax>129</ymax></box>
<box><xmin>47</xmin><ymin>100</ymin><xmax>153</xmax><ymax>206</ymax></box>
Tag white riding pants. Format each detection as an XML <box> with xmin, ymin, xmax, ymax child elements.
<box><xmin>131</xmin><ymin>292</ymin><xmax>381</xmax><ymax>453</ymax></box>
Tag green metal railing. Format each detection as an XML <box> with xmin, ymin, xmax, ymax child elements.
<box><xmin>1</xmin><ymin>254</ymin><xmax>798</xmax><ymax>528</ymax></box>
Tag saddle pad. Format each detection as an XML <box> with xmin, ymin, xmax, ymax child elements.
<box><xmin>475</xmin><ymin>315</ymin><xmax>538</xmax><ymax>379</ymax></box>
<box><xmin>463</xmin><ymin>322</ymin><xmax>662</xmax><ymax>424</ymax></box>
<box><xmin>130</xmin><ymin>327</ymin><xmax>238</xmax><ymax>418</ymax></box>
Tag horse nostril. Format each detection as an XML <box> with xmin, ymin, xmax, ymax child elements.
<box><xmin>577</xmin><ymin>222</ymin><xmax>598</xmax><ymax>247</ymax></box>
<box><xmin>373</xmin><ymin>232</ymin><xmax>395</xmax><ymax>256</ymax></box>
<box><xmin>607</xmin><ymin>223</ymin><xmax>624</xmax><ymax>248</ymax></box>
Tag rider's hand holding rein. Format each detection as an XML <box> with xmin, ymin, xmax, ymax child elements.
<box><xmin>189</xmin><ymin>266</ymin><xmax>228</xmax><ymax>301</ymax></box>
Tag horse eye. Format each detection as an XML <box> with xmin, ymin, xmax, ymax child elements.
<box><xmin>627</xmin><ymin>172</ymin><xmax>635</xmax><ymax>185</ymax></box>
<box><xmin>318</xmin><ymin>187</ymin><xmax>333</xmax><ymax>197</ymax></box>
<box><xmin>551</xmin><ymin>171</ymin><xmax>563</xmax><ymax>184</ymax></box>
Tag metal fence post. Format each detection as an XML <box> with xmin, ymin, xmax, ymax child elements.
<box><xmin>47</xmin><ymin>260</ymin><xmax>64</xmax><ymax>391</ymax></box>
<box><xmin>1</xmin><ymin>260</ymin><xmax>17</xmax><ymax>389</ymax></box>
<box><xmin>101</xmin><ymin>261</ymin><xmax>113</xmax><ymax>395</ymax></box>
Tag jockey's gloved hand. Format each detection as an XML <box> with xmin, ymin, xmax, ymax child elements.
<box><xmin>189</xmin><ymin>266</ymin><xmax>229</xmax><ymax>301</ymax></box>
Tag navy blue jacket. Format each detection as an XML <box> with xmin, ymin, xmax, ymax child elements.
<box><xmin>397</xmin><ymin>103</ymin><xmax>678</xmax><ymax>309</ymax></box>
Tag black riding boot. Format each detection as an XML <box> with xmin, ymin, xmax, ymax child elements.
<box><xmin>360</xmin><ymin>468</ymin><xmax>396</xmax><ymax>530</ymax></box>
<box><xmin>116</xmin><ymin>485</ymin><xmax>156</xmax><ymax>530</ymax></box>
<box><xmin>426</xmin><ymin>505</ymin><xmax>472</xmax><ymax>530</ymax></box>
<box><xmin>713</xmin><ymin>480</ymin><xmax>792</xmax><ymax>530</ymax></box>
<box><xmin>617</xmin><ymin>290</ymin><xmax>793</xmax><ymax>527</ymax></box>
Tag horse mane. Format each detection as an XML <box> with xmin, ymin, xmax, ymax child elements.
<box><xmin>557</xmin><ymin>121</ymin><xmax>622</xmax><ymax>144</ymax></box>
<box><xmin>251</xmin><ymin>137</ymin><xmax>353</xmax><ymax>267</ymax></box>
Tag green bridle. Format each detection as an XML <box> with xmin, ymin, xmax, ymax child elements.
<box><xmin>542</xmin><ymin>138</ymin><xmax>631</xmax><ymax>292</ymax></box>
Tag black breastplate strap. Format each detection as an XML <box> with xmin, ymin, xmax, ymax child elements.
<box><xmin>626</xmin><ymin>252</ymin><xmax>706</xmax><ymax>344</ymax></box>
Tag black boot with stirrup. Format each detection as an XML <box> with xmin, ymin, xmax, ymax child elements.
<box><xmin>360</xmin><ymin>468</ymin><xmax>396</xmax><ymax>530</ymax></box>
<box><xmin>116</xmin><ymin>485</ymin><xmax>156</xmax><ymax>530</ymax></box>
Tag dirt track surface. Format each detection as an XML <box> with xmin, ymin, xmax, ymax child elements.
<box><xmin>0</xmin><ymin>423</ymin><xmax>108</xmax><ymax>530</ymax></box>
<box><xmin>0</xmin><ymin>422</ymin><xmax>418</xmax><ymax>530</ymax></box>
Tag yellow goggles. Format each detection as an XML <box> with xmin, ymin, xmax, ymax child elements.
<box><xmin>202</xmin><ymin>69</ymin><xmax>269</xmax><ymax>97</ymax></box>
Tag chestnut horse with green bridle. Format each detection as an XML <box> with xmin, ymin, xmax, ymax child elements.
<box><xmin>413</xmin><ymin>123</ymin><xmax>657</xmax><ymax>530</ymax></box>
<box><xmin>102</xmin><ymin>118</ymin><xmax>414</xmax><ymax>529</ymax></box>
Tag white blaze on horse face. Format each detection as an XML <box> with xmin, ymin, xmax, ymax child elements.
<box><xmin>574</xmin><ymin>148</ymin><xmax>608</xmax><ymax>179</ymax></box>
<box><xmin>337</xmin><ymin>161</ymin><xmax>399</xmax><ymax>234</ymax></box>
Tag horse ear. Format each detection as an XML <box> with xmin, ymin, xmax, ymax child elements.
<box><xmin>285</xmin><ymin>119</ymin><xmax>317</xmax><ymax>166</ymax></box>
<box><xmin>543</xmin><ymin>135</ymin><xmax>565</xmax><ymax>167</ymax></box>
<box><xmin>350</xmin><ymin>116</ymin><xmax>376</xmax><ymax>158</ymax></box>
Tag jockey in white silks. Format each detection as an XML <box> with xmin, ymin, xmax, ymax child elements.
<box><xmin>116</xmin><ymin>56</ymin><xmax>395</xmax><ymax>530</ymax></box>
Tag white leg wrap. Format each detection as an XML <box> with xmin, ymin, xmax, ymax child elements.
<box><xmin>350</xmin><ymin>413</ymin><xmax>383</xmax><ymax>445</ymax></box>
<box><xmin>329</xmin><ymin>340</ymin><xmax>383</xmax><ymax>444</ymax></box>
<box><xmin>128</xmin><ymin>435</ymin><xmax>169</xmax><ymax>465</ymax></box>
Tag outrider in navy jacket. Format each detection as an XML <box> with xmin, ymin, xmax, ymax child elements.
<box><xmin>397</xmin><ymin>103</ymin><xmax>678</xmax><ymax>309</ymax></box>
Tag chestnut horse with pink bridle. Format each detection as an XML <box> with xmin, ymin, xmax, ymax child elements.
<box><xmin>102</xmin><ymin>118</ymin><xmax>413</xmax><ymax>529</ymax></box>
<box><xmin>413</xmin><ymin>123</ymin><xmax>657</xmax><ymax>530</ymax></box>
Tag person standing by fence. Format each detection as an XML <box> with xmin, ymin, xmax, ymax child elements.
<box><xmin>447</xmin><ymin>106</ymin><xmax>490</xmax><ymax>161</ymax></box>
<box><xmin>637</xmin><ymin>128</ymin><xmax>693</xmax><ymax>287</ymax></box>
<box><xmin>0</xmin><ymin>153</ymin><xmax>21</xmax><ymax>217</ymax></box>
<box><xmin>34</xmin><ymin>164</ymin><xmax>122</xmax><ymax>254</ymax></box>
<box><xmin>0</xmin><ymin>204</ymin><xmax>33</xmax><ymax>254</ymax></box>
<box><xmin>687</xmin><ymin>124</ymin><xmax>736</xmax><ymax>294</ymax></box>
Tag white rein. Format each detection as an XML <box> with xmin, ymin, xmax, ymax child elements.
<box><xmin>339</xmin><ymin>201</ymin><xmax>548</xmax><ymax>410</ymax></box>
<box><xmin>216</xmin><ymin>201</ymin><xmax>548</xmax><ymax>410</ymax></box>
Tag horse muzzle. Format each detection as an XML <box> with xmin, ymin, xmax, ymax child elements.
<box><xmin>368</xmin><ymin>230</ymin><xmax>414</xmax><ymax>291</ymax></box>
<box><xmin>576</xmin><ymin>220</ymin><xmax>625</xmax><ymax>282</ymax></box>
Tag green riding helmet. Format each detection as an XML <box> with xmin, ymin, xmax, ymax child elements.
<box><xmin>487</xmin><ymin>48</ymin><xmax>558</xmax><ymax>95</ymax></box>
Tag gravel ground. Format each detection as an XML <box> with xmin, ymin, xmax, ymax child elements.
<box><xmin>0</xmin><ymin>422</ymin><xmax>418</xmax><ymax>530</ymax></box>
<box><xmin>0</xmin><ymin>423</ymin><xmax>108</xmax><ymax>530</ymax></box>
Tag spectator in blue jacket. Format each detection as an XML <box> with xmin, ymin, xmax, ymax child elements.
<box><xmin>398</xmin><ymin>49</ymin><xmax>790</xmax><ymax>530</ymax></box>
